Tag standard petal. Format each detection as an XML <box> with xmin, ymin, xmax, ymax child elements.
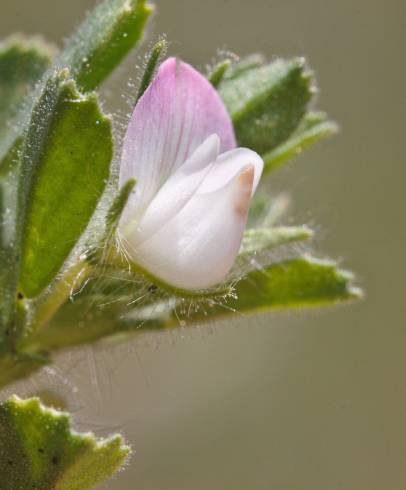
<box><xmin>119</xmin><ymin>57</ymin><xmax>236</xmax><ymax>221</ymax></box>
<box><xmin>122</xmin><ymin>165</ymin><xmax>255</xmax><ymax>290</ymax></box>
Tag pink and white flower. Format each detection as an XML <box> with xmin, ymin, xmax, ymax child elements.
<box><xmin>118</xmin><ymin>58</ymin><xmax>263</xmax><ymax>291</ymax></box>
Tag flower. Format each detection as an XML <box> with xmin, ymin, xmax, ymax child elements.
<box><xmin>118</xmin><ymin>57</ymin><xmax>263</xmax><ymax>291</ymax></box>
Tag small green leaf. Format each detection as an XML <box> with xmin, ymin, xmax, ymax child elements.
<box><xmin>0</xmin><ymin>396</ymin><xmax>130</xmax><ymax>490</ymax></box>
<box><xmin>219</xmin><ymin>58</ymin><xmax>313</xmax><ymax>154</ymax></box>
<box><xmin>17</xmin><ymin>70</ymin><xmax>113</xmax><ymax>298</ymax></box>
<box><xmin>106</xmin><ymin>179</ymin><xmax>136</xmax><ymax>232</ymax></box>
<box><xmin>263</xmin><ymin>111</ymin><xmax>338</xmax><ymax>173</ymax></box>
<box><xmin>86</xmin><ymin>178</ymin><xmax>136</xmax><ymax>265</ymax></box>
<box><xmin>58</xmin><ymin>0</ymin><xmax>154</xmax><ymax>92</ymax></box>
<box><xmin>0</xmin><ymin>35</ymin><xmax>55</xmax><ymax>167</ymax></box>
<box><xmin>136</xmin><ymin>39</ymin><xmax>167</xmax><ymax>101</ymax></box>
<box><xmin>240</xmin><ymin>226</ymin><xmax>313</xmax><ymax>257</ymax></box>
<box><xmin>207</xmin><ymin>58</ymin><xmax>232</xmax><ymax>87</ymax></box>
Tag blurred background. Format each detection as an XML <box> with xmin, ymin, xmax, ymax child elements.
<box><xmin>1</xmin><ymin>0</ymin><xmax>405</xmax><ymax>488</ymax></box>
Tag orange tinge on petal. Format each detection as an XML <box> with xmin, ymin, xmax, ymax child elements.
<box><xmin>234</xmin><ymin>165</ymin><xmax>255</xmax><ymax>218</ymax></box>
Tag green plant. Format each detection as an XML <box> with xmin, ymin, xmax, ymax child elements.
<box><xmin>0</xmin><ymin>0</ymin><xmax>361</xmax><ymax>487</ymax></box>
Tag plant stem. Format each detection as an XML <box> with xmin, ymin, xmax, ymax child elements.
<box><xmin>25</xmin><ymin>259</ymin><xmax>92</xmax><ymax>337</ymax></box>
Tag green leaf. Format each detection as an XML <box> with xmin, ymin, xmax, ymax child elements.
<box><xmin>207</xmin><ymin>58</ymin><xmax>232</xmax><ymax>87</ymax></box>
<box><xmin>219</xmin><ymin>58</ymin><xmax>313</xmax><ymax>154</ymax></box>
<box><xmin>23</xmin><ymin>257</ymin><xmax>361</xmax><ymax>355</ymax></box>
<box><xmin>233</xmin><ymin>257</ymin><xmax>361</xmax><ymax>310</ymax></box>
<box><xmin>114</xmin><ymin>257</ymin><xmax>361</xmax><ymax>333</ymax></box>
<box><xmin>17</xmin><ymin>70</ymin><xmax>113</xmax><ymax>298</ymax></box>
<box><xmin>0</xmin><ymin>35</ymin><xmax>55</xmax><ymax>138</ymax></box>
<box><xmin>87</xmin><ymin>178</ymin><xmax>136</xmax><ymax>265</ymax></box>
<box><xmin>58</xmin><ymin>0</ymin><xmax>154</xmax><ymax>92</ymax></box>
<box><xmin>185</xmin><ymin>257</ymin><xmax>362</xmax><ymax>323</ymax></box>
<box><xmin>106</xmin><ymin>179</ymin><xmax>136</xmax><ymax>232</ymax></box>
<box><xmin>0</xmin><ymin>396</ymin><xmax>130</xmax><ymax>490</ymax></box>
<box><xmin>117</xmin><ymin>257</ymin><xmax>358</xmax><ymax>333</ymax></box>
<box><xmin>1</xmin><ymin>0</ymin><xmax>153</xmax><ymax>172</ymax></box>
<box><xmin>136</xmin><ymin>39</ymin><xmax>167</xmax><ymax>101</ymax></box>
<box><xmin>263</xmin><ymin>111</ymin><xmax>338</xmax><ymax>173</ymax></box>
<box><xmin>240</xmin><ymin>226</ymin><xmax>313</xmax><ymax>257</ymax></box>
<box><xmin>0</xmin><ymin>36</ymin><xmax>55</xmax><ymax>168</ymax></box>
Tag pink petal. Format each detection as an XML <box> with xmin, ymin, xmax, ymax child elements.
<box><xmin>119</xmin><ymin>57</ymin><xmax>236</xmax><ymax>225</ymax></box>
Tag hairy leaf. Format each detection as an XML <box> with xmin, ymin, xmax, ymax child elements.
<box><xmin>115</xmin><ymin>257</ymin><xmax>361</xmax><ymax>333</ymax></box>
<box><xmin>165</xmin><ymin>257</ymin><xmax>362</xmax><ymax>326</ymax></box>
<box><xmin>136</xmin><ymin>38</ymin><xmax>167</xmax><ymax>101</ymax></box>
<box><xmin>106</xmin><ymin>179</ymin><xmax>137</xmax><ymax>233</ymax></box>
<box><xmin>0</xmin><ymin>396</ymin><xmax>130</xmax><ymax>489</ymax></box>
<box><xmin>58</xmin><ymin>0</ymin><xmax>154</xmax><ymax>92</ymax></box>
<box><xmin>263</xmin><ymin>111</ymin><xmax>338</xmax><ymax>173</ymax></box>
<box><xmin>0</xmin><ymin>35</ymin><xmax>55</xmax><ymax>168</ymax></box>
<box><xmin>17</xmin><ymin>70</ymin><xmax>113</xmax><ymax>298</ymax></box>
<box><xmin>1</xmin><ymin>0</ymin><xmax>153</xmax><ymax>172</ymax></box>
<box><xmin>21</xmin><ymin>257</ymin><xmax>361</xmax><ymax>356</ymax></box>
<box><xmin>86</xmin><ymin>178</ymin><xmax>136</xmax><ymax>266</ymax></box>
<box><xmin>228</xmin><ymin>257</ymin><xmax>361</xmax><ymax>312</ymax></box>
<box><xmin>219</xmin><ymin>58</ymin><xmax>313</xmax><ymax>154</ymax></box>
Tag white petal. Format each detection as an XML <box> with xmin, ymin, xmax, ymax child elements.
<box><xmin>198</xmin><ymin>147</ymin><xmax>263</xmax><ymax>196</ymax></box>
<box><xmin>121</xmin><ymin>134</ymin><xmax>220</xmax><ymax>243</ymax></box>
<box><xmin>123</xmin><ymin>165</ymin><xmax>256</xmax><ymax>290</ymax></box>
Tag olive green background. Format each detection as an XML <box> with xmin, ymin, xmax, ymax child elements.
<box><xmin>1</xmin><ymin>0</ymin><xmax>405</xmax><ymax>488</ymax></box>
